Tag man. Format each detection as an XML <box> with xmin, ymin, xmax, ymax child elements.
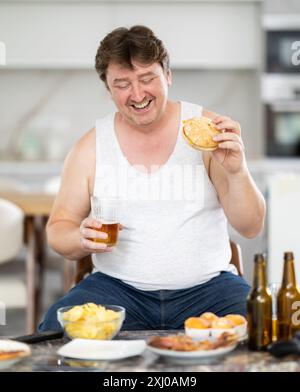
<box><xmin>39</xmin><ymin>25</ymin><xmax>265</xmax><ymax>331</ymax></box>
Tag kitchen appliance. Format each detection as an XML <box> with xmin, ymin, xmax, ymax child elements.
<box><xmin>263</xmin><ymin>76</ymin><xmax>300</xmax><ymax>156</ymax></box>
<box><xmin>262</xmin><ymin>16</ymin><xmax>300</xmax><ymax>157</ymax></box>
<box><xmin>266</xmin><ymin>31</ymin><xmax>300</xmax><ymax>73</ymax></box>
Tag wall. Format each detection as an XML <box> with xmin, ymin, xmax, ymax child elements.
<box><xmin>0</xmin><ymin>68</ymin><xmax>262</xmax><ymax>161</ymax></box>
<box><xmin>263</xmin><ymin>0</ymin><xmax>300</xmax><ymax>14</ymax></box>
<box><xmin>0</xmin><ymin>0</ymin><xmax>263</xmax><ymax>162</ymax></box>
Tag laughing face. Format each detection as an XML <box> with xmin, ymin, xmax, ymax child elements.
<box><xmin>106</xmin><ymin>60</ymin><xmax>172</xmax><ymax>128</ymax></box>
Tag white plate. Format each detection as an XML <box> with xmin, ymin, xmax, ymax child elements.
<box><xmin>57</xmin><ymin>339</ymin><xmax>146</xmax><ymax>360</ymax></box>
<box><xmin>147</xmin><ymin>343</ymin><xmax>237</xmax><ymax>363</ymax></box>
<box><xmin>0</xmin><ymin>340</ymin><xmax>31</xmax><ymax>369</ymax></box>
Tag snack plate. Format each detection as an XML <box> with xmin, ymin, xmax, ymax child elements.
<box><xmin>0</xmin><ymin>357</ymin><xmax>24</xmax><ymax>370</ymax></box>
<box><xmin>0</xmin><ymin>340</ymin><xmax>31</xmax><ymax>369</ymax></box>
<box><xmin>147</xmin><ymin>343</ymin><xmax>237</xmax><ymax>363</ymax></box>
<box><xmin>57</xmin><ymin>339</ymin><xmax>146</xmax><ymax>361</ymax></box>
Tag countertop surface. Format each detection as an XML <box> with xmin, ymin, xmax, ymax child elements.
<box><xmin>2</xmin><ymin>330</ymin><xmax>300</xmax><ymax>372</ymax></box>
<box><xmin>1</xmin><ymin>158</ymin><xmax>300</xmax><ymax>175</ymax></box>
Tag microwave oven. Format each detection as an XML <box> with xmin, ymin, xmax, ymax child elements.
<box><xmin>267</xmin><ymin>30</ymin><xmax>300</xmax><ymax>73</ymax></box>
<box><xmin>264</xmin><ymin>15</ymin><xmax>300</xmax><ymax>73</ymax></box>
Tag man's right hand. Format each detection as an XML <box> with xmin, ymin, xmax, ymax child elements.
<box><xmin>79</xmin><ymin>217</ymin><xmax>113</xmax><ymax>253</ymax></box>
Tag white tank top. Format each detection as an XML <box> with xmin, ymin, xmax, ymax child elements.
<box><xmin>92</xmin><ymin>101</ymin><xmax>233</xmax><ymax>290</ymax></box>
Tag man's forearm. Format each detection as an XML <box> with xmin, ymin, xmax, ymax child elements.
<box><xmin>47</xmin><ymin>220</ymin><xmax>90</xmax><ymax>260</ymax></box>
<box><xmin>225</xmin><ymin>168</ymin><xmax>266</xmax><ymax>238</ymax></box>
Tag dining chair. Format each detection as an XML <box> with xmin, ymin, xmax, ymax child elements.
<box><xmin>229</xmin><ymin>240</ymin><xmax>244</xmax><ymax>276</ymax></box>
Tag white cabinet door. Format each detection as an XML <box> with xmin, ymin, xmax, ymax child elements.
<box><xmin>0</xmin><ymin>3</ymin><xmax>113</xmax><ymax>68</ymax></box>
<box><xmin>0</xmin><ymin>2</ymin><xmax>261</xmax><ymax>69</ymax></box>
<box><xmin>112</xmin><ymin>2</ymin><xmax>261</xmax><ymax>69</ymax></box>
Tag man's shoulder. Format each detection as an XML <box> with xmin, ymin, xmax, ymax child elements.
<box><xmin>66</xmin><ymin>127</ymin><xmax>96</xmax><ymax>166</ymax></box>
<box><xmin>68</xmin><ymin>110</ymin><xmax>114</xmax><ymax>159</ymax></box>
<box><xmin>74</xmin><ymin>127</ymin><xmax>95</xmax><ymax>151</ymax></box>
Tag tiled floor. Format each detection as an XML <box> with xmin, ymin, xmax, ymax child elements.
<box><xmin>0</xmin><ymin>256</ymin><xmax>65</xmax><ymax>337</ymax></box>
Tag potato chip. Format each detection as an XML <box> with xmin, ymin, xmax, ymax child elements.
<box><xmin>62</xmin><ymin>305</ymin><xmax>83</xmax><ymax>322</ymax></box>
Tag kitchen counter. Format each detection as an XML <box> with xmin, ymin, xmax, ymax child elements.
<box><xmin>1</xmin><ymin>159</ymin><xmax>300</xmax><ymax>186</ymax></box>
<box><xmin>3</xmin><ymin>330</ymin><xmax>300</xmax><ymax>372</ymax></box>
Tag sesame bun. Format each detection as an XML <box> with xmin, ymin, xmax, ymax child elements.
<box><xmin>184</xmin><ymin>317</ymin><xmax>210</xmax><ymax>330</ymax></box>
<box><xmin>182</xmin><ymin>116</ymin><xmax>220</xmax><ymax>151</ymax></box>
<box><xmin>225</xmin><ymin>314</ymin><xmax>247</xmax><ymax>327</ymax></box>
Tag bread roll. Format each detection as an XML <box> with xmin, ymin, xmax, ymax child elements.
<box><xmin>185</xmin><ymin>317</ymin><xmax>210</xmax><ymax>329</ymax></box>
<box><xmin>211</xmin><ymin>317</ymin><xmax>234</xmax><ymax>330</ymax></box>
<box><xmin>199</xmin><ymin>312</ymin><xmax>219</xmax><ymax>327</ymax></box>
<box><xmin>225</xmin><ymin>314</ymin><xmax>247</xmax><ymax>326</ymax></box>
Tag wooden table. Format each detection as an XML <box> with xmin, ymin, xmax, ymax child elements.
<box><xmin>0</xmin><ymin>192</ymin><xmax>55</xmax><ymax>333</ymax></box>
<box><xmin>2</xmin><ymin>330</ymin><xmax>300</xmax><ymax>372</ymax></box>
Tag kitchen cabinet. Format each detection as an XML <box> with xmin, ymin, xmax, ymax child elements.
<box><xmin>0</xmin><ymin>1</ymin><xmax>262</xmax><ymax>69</ymax></box>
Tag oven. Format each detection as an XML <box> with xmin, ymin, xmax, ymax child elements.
<box><xmin>265</xmin><ymin>100</ymin><xmax>300</xmax><ymax>156</ymax></box>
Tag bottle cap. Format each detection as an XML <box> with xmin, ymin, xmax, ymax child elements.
<box><xmin>284</xmin><ymin>252</ymin><xmax>294</xmax><ymax>261</ymax></box>
<box><xmin>254</xmin><ymin>253</ymin><xmax>265</xmax><ymax>263</ymax></box>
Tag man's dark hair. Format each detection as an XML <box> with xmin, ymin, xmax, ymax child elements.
<box><xmin>95</xmin><ymin>25</ymin><xmax>170</xmax><ymax>87</ymax></box>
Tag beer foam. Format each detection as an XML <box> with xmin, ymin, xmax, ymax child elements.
<box><xmin>100</xmin><ymin>220</ymin><xmax>118</xmax><ymax>225</ymax></box>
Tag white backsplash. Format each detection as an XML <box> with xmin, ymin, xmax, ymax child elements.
<box><xmin>0</xmin><ymin>68</ymin><xmax>262</xmax><ymax>160</ymax></box>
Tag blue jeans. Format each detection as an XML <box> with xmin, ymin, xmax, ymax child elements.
<box><xmin>39</xmin><ymin>271</ymin><xmax>250</xmax><ymax>331</ymax></box>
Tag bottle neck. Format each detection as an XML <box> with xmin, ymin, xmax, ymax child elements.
<box><xmin>282</xmin><ymin>259</ymin><xmax>297</xmax><ymax>289</ymax></box>
<box><xmin>253</xmin><ymin>261</ymin><xmax>267</xmax><ymax>290</ymax></box>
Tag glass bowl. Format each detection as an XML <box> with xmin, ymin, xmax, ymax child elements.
<box><xmin>57</xmin><ymin>304</ymin><xmax>126</xmax><ymax>340</ymax></box>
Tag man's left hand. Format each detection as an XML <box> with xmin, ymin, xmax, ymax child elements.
<box><xmin>211</xmin><ymin>115</ymin><xmax>246</xmax><ymax>175</ymax></box>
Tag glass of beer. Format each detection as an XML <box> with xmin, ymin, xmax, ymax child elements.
<box><xmin>268</xmin><ymin>282</ymin><xmax>281</xmax><ymax>342</ymax></box>
<box><xmin>90</xmin><ymin>197</ymin><xmax>120</xmax><ymax>247</ymax></box>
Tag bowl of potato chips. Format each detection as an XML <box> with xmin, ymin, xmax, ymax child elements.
<box><xmin>57</xmin><ymin>303</ymin><xmax>125</xmax><ymax>340</ymax></box>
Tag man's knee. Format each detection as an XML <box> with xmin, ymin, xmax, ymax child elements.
<box><xmin>222</xmin><ymin>279</ymin><xmax>250</xmax><ymax>316</ymax></box>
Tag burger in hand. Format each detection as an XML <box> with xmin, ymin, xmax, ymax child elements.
<box><xmin>182</xmin><ymin>116</ymin><xmax>221</xmax><ymax>151</ymax></box>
